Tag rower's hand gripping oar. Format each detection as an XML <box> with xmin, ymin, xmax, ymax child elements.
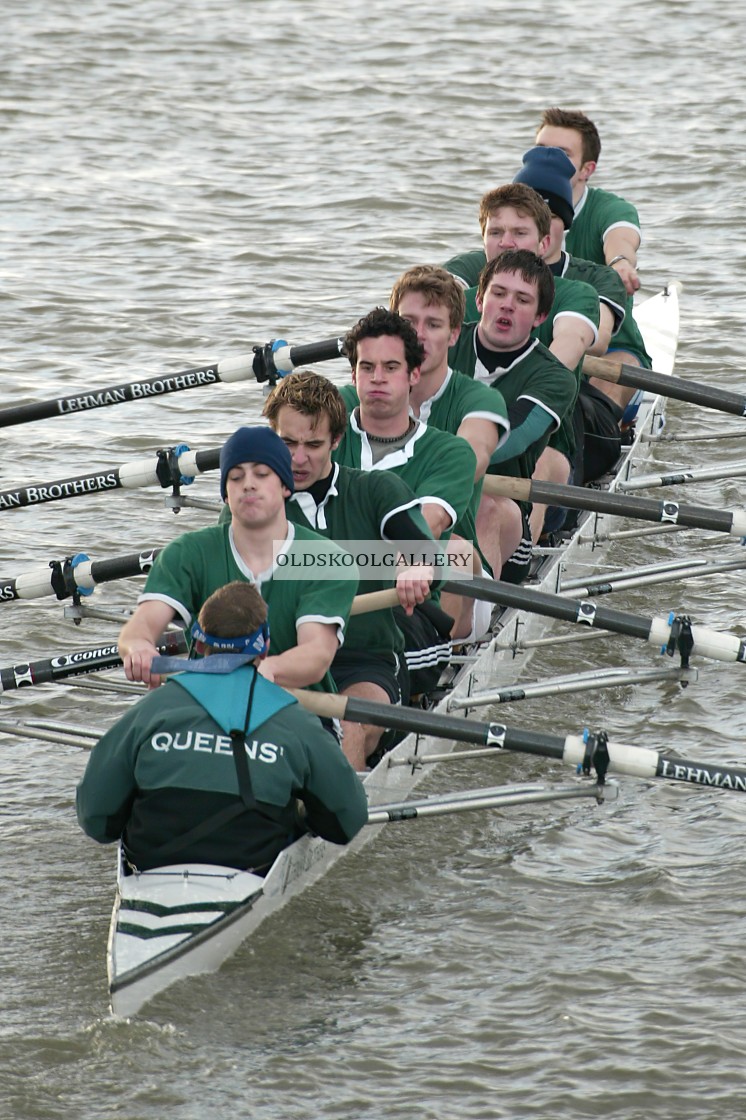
<box><xmin>289</xmin><ymin>689</ymin><xmax>746</xmax><ymax>798</ymax></box>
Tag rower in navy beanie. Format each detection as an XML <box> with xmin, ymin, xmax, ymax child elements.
<box><xmin>513</xmin><ymin>146</ymin><xmax>576</xmax><ymax>230</ymax></box>
<box><xmin>219</xmin><ymin>425</ymin><xmax>295</xmax><ymax>498</ymax></box>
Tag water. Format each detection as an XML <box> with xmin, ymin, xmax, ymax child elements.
<box><xmin>2</xmin><ymin>0</ymin><xmax>746</xmax><ymax>1116</ymax></box>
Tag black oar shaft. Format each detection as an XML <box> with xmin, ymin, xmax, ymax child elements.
<box><xmin>88</xmin><ymin>549</ymin><xmax>163</xmax><ymax>584</ymax></box>
<box><xmin>292</xmin><ymin>689</ymin><xmax>746</xmax><ymax>796</ymax></box>
<box><xmin>0</xmin><ymin>547</ymin><xmax>163</xmax><ymax>604</ymax></box>
<box><xmin>482</xmin><ymin>474</ymin><xmax>746</xmax><ymax>536</ymax></box>
<box><xmin>280</xmin><ymin>337</ymin><xmax>344</xmax><ymax>369</ymax></box>
<box><xmin>443</xmin><ymin>577</ymin><xmax>654</xmax><ymax>642</ymax></box>
<box><xmin>343</xmin><ymin>694</ymin><xmax>563</xmax><ymax>756</ymax></box>
<box><xmin>443</xmin><ymin>577</ymin><xmax>746</xmax><ymax>664</ymax></box>
<box><xmin>0</xmin><ymin>631</ymin><xmax>187</xmax><ymax>692</ymax></box>
<box><xmin>583</xmin><ymin>355</ymin><xmax>746</xmax><ymax>418</ymax></box>
<box><xmin>0</xmin><ymin>361</ymin><xmax>250</xmax><ymax>430</ymax></box>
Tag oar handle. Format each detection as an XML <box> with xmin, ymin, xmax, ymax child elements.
<box><xmin>350</xmin><ymin>588</ymin><xmax>399</xmax><ymax>615</ymax></box>
<box><xmin>289</xmin><ymin>688</ymin><xmax>347</xmax><ymax>721</ymax></box>
<box><xmin>481</xmin><ymin>476</ymin><xmax>532</xmax><ymax>502</ymax></box>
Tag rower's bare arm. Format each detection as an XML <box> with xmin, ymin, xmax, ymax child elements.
<box><xmin>605</xmin><ymin>229</ymin><xmax>641</xmax><ymax>296</ymax></box>
<box><xmin>457</xmin><ymin>417</ymin><xmax>500</xmax><ymax>482</ymax></box>
<box><xmin>587</xmin><ymin>304</ymin><xmax>616</xmax><ymax>356</ymax></box>
<box><xmin>118</xmin><ymin>600</ymin><xmax>177</xmax><ymax>687</ymax></box>
<box><xmin>260</xmin><ymin>620</ymin><xmax>340</xmax><ymax>688</ymax></box>
<box><xmin>550</xmin><ymin>317</ymin><xmax>596</xmax><ymax>371</ymax></box>
<box><xmin>421</xmin><ymin>502</ymin><xmax>452</xmax><ymax>541</ymax></box>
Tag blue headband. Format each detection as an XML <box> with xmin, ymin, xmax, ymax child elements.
<box><xmin>190</xmin><ymin>619</ymin><xmax>270</xmax><ymax>658</ymax></box>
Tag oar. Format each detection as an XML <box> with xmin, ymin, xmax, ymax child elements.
<box><xmin>482</xmin><ymin>474</ymin><xmax>746</xmax><ymax>537</ymax></box>
<box><xmin>617</xmin><ymin>460</ymin><xmax>746</xmax><ymax>492</ymax></box>
<box><xmin>440</xmin><ymin>575</ymin><xmax>746</xmax><ymax>666</ymax></box>
<box><xmin>0</xmin><ymin>548</ymin><xmax>164</xmax><ymax>603</ymax></box>
<box><xmin>0</xmin><ymin>445</ymin><xmax>220</xmax><ymax>513</ymax></box>
<box><xmin>366</xmin><ymin>781</ymin><xmax>614</xmax><ymax>823</ymax></box>
<box><xmin>0</xmin><ymin>590</ymin><xmax>410</xmax><ymax>690</ymax></box>
<box><xmin>0</xmin><ymin>631</ymin><xmax>187</xmax><ymax>693</ymax></box>
<box><xmin>342</xmin><ymin>580</ymin><xmax>746</xmax><ymax>667</ymax></box>
<box><xmin>0</xmin><ymin>337</ymin><xmax>345</xmax><ymax>430</ymax></box>
<box><xmin>290</xmin><ymin>689</ymin><xmax>746</xmax><ymax>796</ymax></box>
<box><xmin>583</xmin><ymin>355</ymin><xmax>746</xmax><ymax>418</ymax></box>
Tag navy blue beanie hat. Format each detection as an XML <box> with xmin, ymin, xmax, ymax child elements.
<box><xmin>219</xmin><ymin>425</ymin><xmax>295</xmax><ymax>499</ymax></box>
<box><xmin>513</xmin><ymin>146</ymin><xmax>576</xmax><ymax>230</ymax></box>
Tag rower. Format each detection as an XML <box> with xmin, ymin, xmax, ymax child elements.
<box><xmin>534</xmin><ymin>107</ymin><xmax>652</xmax><ymax>422</ymax></box>
<box><xmin>119</xmin><ymin>426</ymin><xmax>357</xmax><ymax>693</ymax></box>
<box><xmin>242</xmin><ymin>369</ymin><xmax>436</xmax><ymax>769</ymax></box>
<box><xmin>511</xmin><ymin>145</ymin><xmax>637</xmax><ymax>486</ymax></box>
<box><xmin>447</xmin><ymin>250</ymin><xmax>577</xmax><ymax>584</ymax></box>
<box><xmin>78</xmin><ymin>581</ymin><xmax>367</xmax><ymax>873</ymax></box>
<box><xmin>445</xmin><ymin>184</ymin><xmax>598</xmax><ymax>543</ymax></box>
<box><xmin>334</xmin><ymin>308</ymin><xmax>479</xmax><ymax>680</ymax></box>
<box><xmin>389</xmin><ymin>264</ymin><xmax>510</xmax><ymax>643</ymax></box>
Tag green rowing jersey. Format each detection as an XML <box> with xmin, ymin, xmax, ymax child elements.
<box><xmin>286</xmin><ymin>463</ymin><xmax>432</xmax><ymax>656</ymax></box>
<box><xmin>565</xmin><ymin>185</ymin><xmax>641</xmax><ymax>265</ymax></box>
<box><xmin>334</xmin><ymin>392</ymin><xmax>479</xmax><ymax>561</ymax></box>
<box><xmin>558</xmin><ymin>252</ymin><xmax>626</xmax><ymax>334</ymax></box>
<box><xmin>444</xmin><ymin>247</ymin><xmax>488</xmax><ymax>289</ymax></box>
<box><xmin>560</xmin><ymin>250</ymin><xmax>651</xmax><ymax>368</ymax></box>
<box><xmin>565</xmin><ymin>186</ymin><xmax>651</xmax><ymax>368</ymax></box>
<box><xmin>413</xmin><ymin>367</ymin><xmax>510</xmax><ymax>447</ymax></box>
<box><xmin>76</xmin><ymin>666</ymin><xmax>367</xmax><ymax>870</ymax></box>
<box><xmin>448</xmin><ymin>324</ymin><xmax>577</xmax><ymax>480</ymax></box>
<box><xmin>460</xmin><ymin>273</ymin><xmax>596</xmax><ymax>462</ymax></box>
<box><xmin>139</xmin><ymin>521</ymin><xmax>356</xmax><ymax>693</ymax></box>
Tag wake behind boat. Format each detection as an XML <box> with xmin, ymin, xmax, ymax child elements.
<box><xmin>105</xmin><ymin>283</ymin><xmax>681</xmax><ymax>1017</ymax></box>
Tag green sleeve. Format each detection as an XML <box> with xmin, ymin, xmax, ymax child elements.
<box><xmin>418</xmin><ymin>435</ymin><xmax>477</xmax><ymax>526</ymax></box>
<box><xmin>298</xmin><ymin>710</ymin><xmax>369</xmax><ymax>842</ymax></box>
<box><xmin>339</xmin><ymin>383</ymin><xmax>360</xmax><ymax>416</ymax></box>
<box><xmin>75</xmin><ymin>704</ymin><xmax>146</xmax><ymax>843</ymax></box>
<box><xmin>443</xmin><ymin>249</ymin><xmax>486</xmax><ymax>288</ymax></box>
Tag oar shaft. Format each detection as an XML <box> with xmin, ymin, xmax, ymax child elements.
<box><xmin>0</xmin><ymin>547</ymin><xmax>164</xmax><ymax>604</ymax></box>
<box><xmin>290</xmin><ymin>689</ymin><xmax>746</xmax><ymax>796</ymax></box>
<box><xmin>0</xmin><ymin>631</ymin><xmax>187</xmax><ymax>693</ymax></box>
<box><xmin>482</xmin><ymin>474</ymin><xmax>746</xmax><ymax>537</ymax></box>
<box><xmin>273</xmin><ymin>337</ymin><xmax>344</xmax><ymax>372</ymax></box>
<box><xmin>367</xmin><ymin>783</ymin><xmax>609</xmax><ymax>823</ymax></box>
<box><xmin>0</xmin><ymin>355</ymin><xmax>265</xmax><ymax>430</ymax></box>
<box><xmin>0</xmin><ymin>446</ymin><xmax>220</xmax><ymax>513</ymax></box>
<box><xmin>441</xmin><ymin>577</ymin><xmax>746</xmax><ymax>665</ymax></box>
<box><xmin>583</xmin><ymin>355</ymin><xmax>746</xmax><ymax>418</ymax></box>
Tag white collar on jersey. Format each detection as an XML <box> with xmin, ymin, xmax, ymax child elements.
<box><xmin>289</xmin><ymin>462</ymin><xmax>340</xmax><ymax>532</ymax></box>
<box><xmin>228</xmin><ymin>520</ymin><xmax>296</xmax><ymax>590</ymax></box>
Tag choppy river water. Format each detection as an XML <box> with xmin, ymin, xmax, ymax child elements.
<box><xmin>2</xmin><ymin>2</ymin><xmax>746</xmax><ymax>1117</ymax></box>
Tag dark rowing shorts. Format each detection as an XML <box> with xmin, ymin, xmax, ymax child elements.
<box><xmin>577</xmin><ymin>381</ymin><xmax>623</xmax><ymax>484</ymax></box>
<box><xmin>330</xmin><ymin>647</ymin><xmax>409</xmax><ymax>707</ymax></box>
<box><xmin>499</xmin><ymin>502</ymin><xmax>532</xmax><ymax>585</ymax></box>
<box><xmin>393</xmin><ymin>601</ymin><xmax>453</xmax><ymax>698</ymax></box>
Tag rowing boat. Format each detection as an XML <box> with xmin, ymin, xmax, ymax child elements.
<box><xmin>105</xmin><ymin>282</ymin><xmax>681</xmax><ymax>1017</ymax></box>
